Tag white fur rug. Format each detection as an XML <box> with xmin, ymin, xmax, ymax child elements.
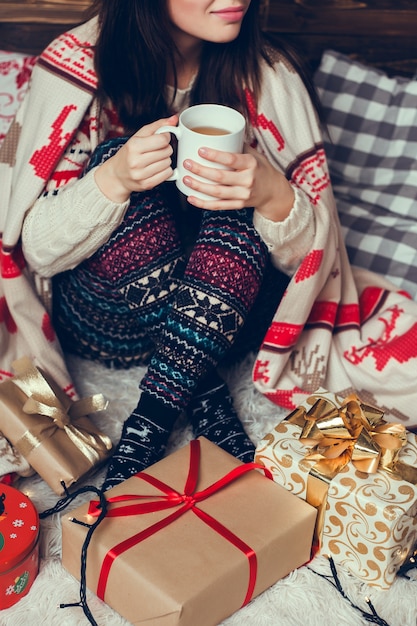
<box><xmin>2</xmin><ymin>354</ymin><xmax>416</xmax><ymax>626</ymax></box>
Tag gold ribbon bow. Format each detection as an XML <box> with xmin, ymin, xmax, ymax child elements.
<box><xmin>288</xmin><ymin>393</ymin><xmax>409</xmax><ymax>481</ymax></box>
<box><xmin>287</xmin><ymin>393</ymin><xmax>417</xmax><ymax>546</ymax></box>
<box><xmin>11</xmin><ymin>357</ymin><xmax>113</xmax><ymax>464</ymax></box>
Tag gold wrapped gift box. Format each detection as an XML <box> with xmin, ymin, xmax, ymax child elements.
<box><xmin>0</xmin><ymin>357</ymin><xmax>113</xmax><ymax>495</ymax></box>
<box><xmin>255</xmin><ymin>389</ymin><xmax>417</xmax><ymax>589</ymax></box>
<box><xmin>61</xmin><ymin>437</ymin><xmax>317</xmax><ymax>626</ymax></box>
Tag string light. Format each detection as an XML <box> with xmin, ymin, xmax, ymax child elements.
<box><xmin>307</xmin><ymin>557</ymin><xmax>391</xmax><ymax>626</ymax></box>
<box><xmin>397</xmin><ymin>546</ymin><xmax>417</xmax><ymax>579</ymax></box>
<box><xmin>40</xmin><ymin>481</ymin><xmax>108</xmax><ymax>626</ymax></box>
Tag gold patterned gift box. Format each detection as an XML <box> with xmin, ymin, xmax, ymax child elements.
<box><xmin>0</xmin><ymin>357</ymin><xmax>113</xmax><ymax>495</ymax></box>
<box><xmin>255</xmin><ymin>389</ymin><xmax>417</xmax><ymax>589</ymax></box>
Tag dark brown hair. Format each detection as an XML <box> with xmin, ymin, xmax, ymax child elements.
<box><xmin>87</xmin><ymin>0</ymin><xmax>319</xmax><ymax>133</ymax></box>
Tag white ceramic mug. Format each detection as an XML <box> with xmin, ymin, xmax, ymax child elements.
<box><xmin>156</xmin><ymin>103</ymin><xmax>246</xmax><ymax>200</ymax></box>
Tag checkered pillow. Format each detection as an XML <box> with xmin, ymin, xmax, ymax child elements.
<box><xmin>314</xmin><ymin>50</ymin><xmax>417</xmax><ymax>299</ymax></box>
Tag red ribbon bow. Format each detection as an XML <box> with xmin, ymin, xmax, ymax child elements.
<box><xmin>89</xmin><ymin>439</ymin><xmax>273</xmax><ymax>605</ymax></box>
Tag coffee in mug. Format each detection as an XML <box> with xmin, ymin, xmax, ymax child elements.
<box><xmin>156</xmin><ymin>103</ymin><xmax>245</xmax><ymax>200</ymax></box>
<box><xmin>190</xmin><ymin>126</ymin><xmax>231</xmax><ymax>136</ymax></box>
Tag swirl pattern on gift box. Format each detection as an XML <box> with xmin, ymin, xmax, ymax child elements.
<box><xmin>255</xmin><ymin>423</ymin><xmax>308</xmax><ymax>498</ymax></box>
<box><xmin>255</xmin><ymin>390</ymin><xmax>417</xmax><ymax>589</ymax></box>
<box><xmin>321</xmin><ymin>463</ymin><xmax>417</xmax><ymax>587</ymax></box>
<box><xmin>400</xmin><ymin>433</ymin><xmax>417</xmax><ymax>466</ymax></box>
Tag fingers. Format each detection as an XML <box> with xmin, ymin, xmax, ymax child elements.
<box><xmin>186</xmin><ymin>193</ymin><xmax>247</xmax><ymax>211</ymax></box>
<box><xmin>121</xmin><ymin>115</ymin><xmax>178</xmax><ymax>164</ymax></box>
<box><xmin>185</xmin><ymin>146</ymin><xmax>256</xmax><ymax>183</ymax></box>
<box><xmin>195</xmin><ymin>146</ymin><xmax>245</xmax><ymax>169</ymax></box>
<box><xmin>181</xmin><ymin>148</ymin><xmax>256</xmax><ymax>206</ymax></box>
<box><xmin>134</xmin><ymin>115</ymin><xmax>179</xmax><ymax>138</ymax></box>
<box><xmin>99</xmin><ymin>121</ymin><xmax>179</xmax><ymax>197</ymax></box>
<box><xmin>123</xmin><ymin>114</ymin><xmax>178</xmax><ymax>172</ymax></box>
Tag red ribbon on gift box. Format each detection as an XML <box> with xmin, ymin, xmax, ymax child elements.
<box><xmin>88</xmin><ymin>439</ymin><xmax>273</xmax><ymax>607</ymax></box>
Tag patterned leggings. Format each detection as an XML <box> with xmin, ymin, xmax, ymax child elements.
<box><xmin>53</xmin><ymin>137</ymin><xmax>289</xmax><ymax>411</ymax></box>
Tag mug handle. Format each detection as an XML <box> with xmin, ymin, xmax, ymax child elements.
<box><xmin>155</xmin><ymin>125</ymin><xmax>181</xmax><ymax>181</ymax></box>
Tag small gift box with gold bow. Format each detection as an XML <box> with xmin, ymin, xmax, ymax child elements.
<box><xmin>0</xmin><ymin>357</ymin><xmax>113</xmax><ymax>495</ymax></box>
<box><xmin>255</xmin><ymin>389</ymin><xmax>417</xmax><ymax>589</ymax></box>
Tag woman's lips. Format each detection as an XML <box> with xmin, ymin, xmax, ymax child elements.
<box><xmin>212</xmin><ymin>6</ymin><xmax>246</xmax><ymax>22</ymax></box>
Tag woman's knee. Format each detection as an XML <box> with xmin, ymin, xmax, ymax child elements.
<box><xmin>186</xmin><ymin>210</ymin><xmax>269</xmax><ymax>309</ymax></box>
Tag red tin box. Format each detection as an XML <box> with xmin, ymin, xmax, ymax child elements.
<box><xmin>0</xmin><ymin>484</ymin><xmax>39</xmax><ymax>609</ymax></box>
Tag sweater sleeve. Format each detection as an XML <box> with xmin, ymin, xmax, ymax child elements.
<box><xmin>248</xmin><ymin>55</ymin><xmax>330</xmax><ymax>272</ymax></box>
<box><xmin>22</xmin><ymin>168</ymin><xmax>129</xmax><ymax>277</ymax></box>
<box><xmin>253</xmin><ymin>184</ymin><xmax>315</xmax><ymax>275</ymax></box>
<box><xmin>20</xmin><ymin>86</ymin><xmax>128</xmax><ymax>278</ymax></box>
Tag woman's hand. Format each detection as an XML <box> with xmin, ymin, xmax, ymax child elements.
<box><xmin>94</xmin><ymin>115</ymin><xmax>179</xmax><ymax>203</ymax></box>
<box><xmin>182</xmin><ymin>144</ymin><xmax>295</xmax><ymax>221</ymax></box>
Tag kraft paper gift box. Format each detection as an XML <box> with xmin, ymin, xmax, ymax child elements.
<box><xmin>61</xmin><ymin>437</ymin><xmax>317</xmax><ymax>626</ymax></box>
<box><xmin>0</xmin><ymin>357</ymin><xmax>113</xmax><ymax>495</ymax></box>
<box><xmin>255</xmin><ymin>389</ymin><xmax>417</xmax><ymax>589</ymax></box>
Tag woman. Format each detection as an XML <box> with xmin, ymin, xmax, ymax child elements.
<box><xmin>8</xmin><ymin>0</ymin><xmax>415</xmax><ymax>492</ymax></box>
<box><xmin>0</xmin><ymin>0</ymin><xmax>327</xmax><ymax>489</ymax></box>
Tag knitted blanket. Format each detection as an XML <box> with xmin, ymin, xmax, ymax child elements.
<box><xmin>1</xmin><ymin>18</ymin><xmax>417</xmax><ymax>431</ymax></box>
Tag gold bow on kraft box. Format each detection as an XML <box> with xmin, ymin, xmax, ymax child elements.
<box><xmin>255</xmin><ymin>390</ymin><xmax>417</xmax><ymax>589</ymax></box>
<box><xmin>0</xmin><ymin>357</ymin><xmax>113</xmax><ymax>495</ymax></box>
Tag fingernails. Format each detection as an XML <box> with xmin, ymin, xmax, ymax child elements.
<box><xmin>183</xmin><ymin>160</ymin><xmax>192</xmax><ymax>170</ymax></box>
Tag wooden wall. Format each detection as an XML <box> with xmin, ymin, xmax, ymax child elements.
<box><xmin>1</xmin><ymin>0</ymin><xmax>416</xmax><ymax>76</ymax></box>
<box><xmin>262</xmin><ymin>0</ymin><xmax>417</xmax><ymax>76</ymax></box>
<box><xmin>0</xmin><ymin>0</ymin><xmax>91</xmax><ymax>54</ymax></box>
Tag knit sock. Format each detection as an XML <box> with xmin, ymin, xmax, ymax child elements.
<box><xmin>188</xmin><ymin>373</ymin><xmax>255</xmax><ymax>463</ymax></box>
<box><xmin>102</xmin><ymin>394</ymin><xmax>178</xmax><ymax>491</ymax></box>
